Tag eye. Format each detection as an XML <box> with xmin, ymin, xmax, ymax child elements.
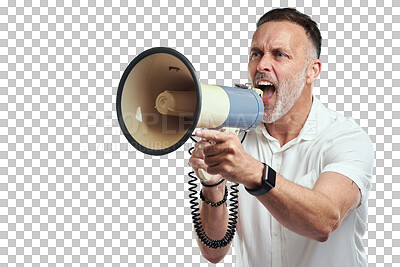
<box><xmin>250</xmin><ymin>52</ymin><xmax>261</xmax><ymax>59</ymax></box>
<box><xmin>276</xmin><ymin>52</ymin><xmax>286</xmax><ymax>58</ymax></box>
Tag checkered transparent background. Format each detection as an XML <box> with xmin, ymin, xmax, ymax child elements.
<box><xmin>0</xmin><ymin>0</ymin><xmax>399</xmax><ymax>266</ymax></box>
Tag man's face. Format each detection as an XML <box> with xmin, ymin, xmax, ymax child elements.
<box><xmin>248</xmin><ymin>21</ymin><xmax>311</xmax><ymax>123</ymax></box>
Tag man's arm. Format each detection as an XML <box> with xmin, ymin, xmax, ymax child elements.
<box><xmin>194</xmin><ymin>129</ymin><xmax>362</xmax><ymax>242</ymax></box>
<box><xmin>253</xmin><ymin>171</ymin><xmax>361</xmax><ymax>241</ymax></box>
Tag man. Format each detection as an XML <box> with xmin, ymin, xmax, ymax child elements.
<box><xmin>189</xmin><ymin>8</ymin><xmax>374</xmax><ymax>267</ymax></box>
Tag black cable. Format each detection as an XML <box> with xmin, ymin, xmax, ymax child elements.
<box><xmin>240</xmin><ymin>131</ymin><xmax>247</xmax><ymax>143</ymax></box>
<box><xmin>187</xmin><ymin>131</ymin><xmax>245</xmax><ymax>249</ymax></box>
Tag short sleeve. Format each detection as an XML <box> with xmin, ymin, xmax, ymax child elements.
<box><xmin>321</xmin><ymin>119</ymin><xmax>374</xmax><ymax>204</ymax></box>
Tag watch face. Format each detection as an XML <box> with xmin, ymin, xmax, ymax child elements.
<box><xmin>265</xmin><ymin>165</ymin><xmax>276</xmax><ymax>188</ymax></box>
<box><xmin>245</xmin><ymin>164</ymin><xmax>276</xmax><ymax>196</ymax></box>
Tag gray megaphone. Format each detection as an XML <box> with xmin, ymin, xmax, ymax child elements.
<box><xmin>116</xmin><ymin>47</ymin><xmax>263</xmax><ymax>179</ymax></box>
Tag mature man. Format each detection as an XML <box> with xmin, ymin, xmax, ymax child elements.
<box><xmin>189</xmin><ymin>8</ymin><xmax>374</xmax><ymax>267</ymax></box>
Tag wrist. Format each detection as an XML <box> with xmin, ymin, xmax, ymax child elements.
<box><xmin>202</xmin><ymin>182</ymin><xmax>226</xmax><ymax>203</ymax></box>
<box><xmin>200</xmin><ymin>186</ymin><xmax>228</xmax><ymax>207</ymax></box>
<box><xmin>243</xmin><ymin>161</ymin><xmax>265</xmax><ymax>190</ymax></box>
<box><xmin>245</xmin><ymin>162</ymin><xmax>276</xmax><ymax>196</ymax></box>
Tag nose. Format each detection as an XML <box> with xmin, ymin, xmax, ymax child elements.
<box><xmin>256</xmin><ymin>55</ymin><xmax>272</xmax><ymax>73</ymax></box>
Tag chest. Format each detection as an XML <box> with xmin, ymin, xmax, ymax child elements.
<box><xmin>242</xmin><ymin>133</ymin><xmax>330</xmax><ymax>189</ymax></box>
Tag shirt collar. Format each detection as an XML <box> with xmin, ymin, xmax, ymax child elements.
<box><xmin>256</xmin><ymin>96</ymin><xmax>332</xmax><ymax>143</ymax></box>
<box><xmin>298</xmin><ymin>96</ymin><xmax>332</xmax><ymax>141</ymax></box>
<box><xmin>297</xmin><ymin>96</ymin><xmax>318</xmax><ymax>141</ymax></box>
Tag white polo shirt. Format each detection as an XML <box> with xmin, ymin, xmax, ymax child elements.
<box><xmin>234</xmin><ymin>97</ymin><xmax>374</xmax><ymax>267</ymax></box>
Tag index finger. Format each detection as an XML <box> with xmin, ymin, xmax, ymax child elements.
<box><xmin>195</xmin><ymin>129</ymin><xmax>227</xmax><ymax>143</ymax></box>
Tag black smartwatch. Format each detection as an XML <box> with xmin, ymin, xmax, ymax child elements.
<box><xmin>245</xmin><ymin>163</ymin><xmax>276</xmax><ymax>196</ymax></box>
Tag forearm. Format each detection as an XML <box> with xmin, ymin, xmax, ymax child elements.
<box><xmin>192</xmin><ymin>129</ymin><xmax>360</xmax><ymax>243</ymax></box>
<box><xmin>256</xmin><ymin>174</ymin><xmax>340</xmax><ymax>241</ymax></box>
<box><xmin>196</xmin><ymin>183</ymin><xmax>231</xmax><ymax>263</ymax></box>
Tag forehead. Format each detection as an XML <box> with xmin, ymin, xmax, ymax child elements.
<box><xmin>251</xmin><ymin>21</ymin><xmax>309</xmax><ymax>51</ymax></box>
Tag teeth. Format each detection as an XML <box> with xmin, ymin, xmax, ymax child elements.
<box><xmin>258</xmin><ymin>81</ymin><xmax>273</xmax><ymax>86</ymax></box>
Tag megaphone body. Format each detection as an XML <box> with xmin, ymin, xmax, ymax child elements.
<box><xmin>116</xmin><ymin>47</ymin><xmax>264</xmax><ymax>157</ymax></box>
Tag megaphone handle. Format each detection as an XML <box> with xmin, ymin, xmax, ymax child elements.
<box><xmin>198</xmin><ymin>168</ymin><xmax>213</xmax><ymax>182</ymax></box>
<box><xmin>197</xmin><ymin>127</ymin><xmax>240</xmax><ymax>182</ymax></box>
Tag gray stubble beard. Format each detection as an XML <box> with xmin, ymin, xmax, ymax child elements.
<box><xmin>262</xmin><ymin>65</ymin><xmax>308</xmax><ymax>124</ymax></box>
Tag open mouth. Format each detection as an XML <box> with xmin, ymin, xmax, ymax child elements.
<box><xmin>256</xmin><ymin>80</ymin><xmax>276</xmax><ymax>103</ymax></box>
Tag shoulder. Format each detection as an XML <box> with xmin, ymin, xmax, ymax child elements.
<box><xmin>316</xmin><ymin>108</ymin><xmax>374</xmax><ymax>202</ymax></box>
<box><xmin>319</xmin><ymin>108</ymin><xmax>374</xmax><ymax>157</ymax></box>
<box><xmin>312</xmin><ymin>99</ymin><xmax>372</xmax><ymax>149</ymax></box>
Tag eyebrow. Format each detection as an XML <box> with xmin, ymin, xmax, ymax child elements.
<box><xmin>249</xmin><ymin>47</ymin><xmax>263</xmax><ymax>54</ymax></box>
<box><xmin>250</xmin><ymin>46</ymin><xmax>292</xmax><ymax>58</ymax></box>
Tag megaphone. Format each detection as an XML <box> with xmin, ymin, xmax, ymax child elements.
<box><xmin>116</xmin><ymin>47</ymin><xmax>264</xmax><ymax>156</ymax></box>
<box><xmin>116</xmin><ymin>47</ymin><xmax>264</xmax><ymax>249</ymax></box>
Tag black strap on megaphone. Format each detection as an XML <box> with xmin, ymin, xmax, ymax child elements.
<box><xmin>187</xmin><ymin>132</ymin><xmax>246</xmax><ymax>249</ymax></box>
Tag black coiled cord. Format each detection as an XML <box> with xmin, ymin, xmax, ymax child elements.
<box><xmin>187</xmin><ymin>132</ymin><xmax>246</xmax><ymax>249</ymax></box>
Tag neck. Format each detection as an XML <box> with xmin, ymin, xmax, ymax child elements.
<box><xmin>265</xmin><ymin>88</ymin><xmax>313</xmax><ymax>147</ymax></box>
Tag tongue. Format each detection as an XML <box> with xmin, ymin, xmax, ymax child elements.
<box><xmin>262</xmin><ymin>86</ymin><xmax>275</xmax><ymax>103</ymax></box>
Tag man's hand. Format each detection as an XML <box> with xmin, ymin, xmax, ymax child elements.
<box><xmin>189</xmin><ymin>129</ymin><xmax>264</xmax><ymax>188</ymax></box>
<box><xmin>189</xmin><ymin>138</ymin><xmax>224</xmax><ymax>185</ymax></box>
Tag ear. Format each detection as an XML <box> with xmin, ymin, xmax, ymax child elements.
<box><xmin>306</xmin><ymin>59</ymin><xmax>321</xmax><ymax>85</ymax></box>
